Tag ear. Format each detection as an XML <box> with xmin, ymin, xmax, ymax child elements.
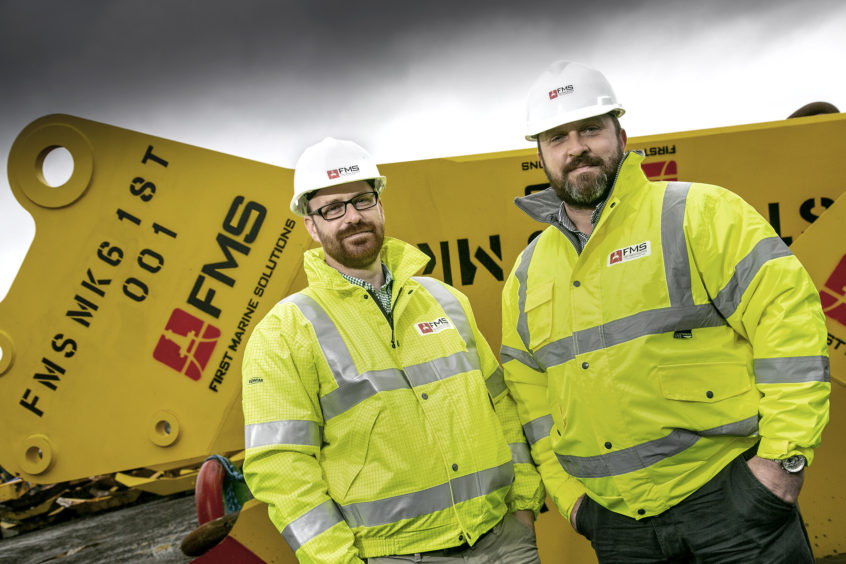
<box><xmin>620</xmin><ymin>128</ymin><xmax>628</xmax><ymax>148</ymax></box>
<box><xmin>304</xmin><ymin>216</ymin><xmax>321</xmax><ymax>244</ymax></box>
<box><xmin>537</xmin><ymin>148</ymin><xmax>545</xmax><ymax>168</ymax></box>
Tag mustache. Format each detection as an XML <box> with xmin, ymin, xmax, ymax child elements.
<box><xmin>563</xmin><ymin>155</ymin><xmax>604</xmax><ymax>174</ymax></box>
<box><xmin>338</xmin><ymin>223</ymin><xmax>373</xmax><ymax>237</ymax></box>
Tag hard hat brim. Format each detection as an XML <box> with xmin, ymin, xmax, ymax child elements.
<box><xmin>525</xmin><ymin>106</ymin><xmax>625</xmax><ymax>141</ymax></box>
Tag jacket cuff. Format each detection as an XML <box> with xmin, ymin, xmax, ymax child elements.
<box><xmin>756</xmin><ymin>437</ymin><xmax>816</xmax><ymax>466</ymax></box>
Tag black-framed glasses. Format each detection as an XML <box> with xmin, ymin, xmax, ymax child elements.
<box><xmin>308</xmin><ymin>191</ymin><xmax>379</xmax><ymax>221</ymax></box>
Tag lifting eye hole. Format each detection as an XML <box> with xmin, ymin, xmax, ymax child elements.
<box><xmin>39</xmin><ymin>146</ymin><xmax>75</xmax><ymax>188</ymax></box>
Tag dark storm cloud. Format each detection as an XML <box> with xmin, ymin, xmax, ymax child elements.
<box><xmin>1</xmin><ymin>0</ymin><xmax>845</xmax><ymax>299</ymax></box>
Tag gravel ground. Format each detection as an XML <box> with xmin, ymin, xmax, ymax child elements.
<box><xmin>0</xmin><ymin>494</ymin><xmax>198</xmax><ymax>564</ymax></box>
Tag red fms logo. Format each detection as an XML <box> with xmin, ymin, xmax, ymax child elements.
<box><xmin>153</xmin><ymin>308</ymin><xmax>221</xmax><ymax>380</ymax></box>
<box><xmin>607</xmin><ymin>242</ymin><xmax>651</xmax><ymax>267</ymax></box>
<box><xmin>415</xmin><ymin>317</ymin><xmax>453</xmax><ymax>336</ymax></box>
<box><xmin>820</xmin><ymin>254</ymin><xmax>846</xmax><ymax>327</ymax></box>
<box><xmin>641</xmin><ymin>161</ymin><xmax>678</xmax><ymax>182</ymax></box>
<box><xmin>609</xmin><ymin>250</ymin><xmax>623</xmax><ymax>265</ymax></box>
<box><xmin>326</xmin><ymin>165</ymin><xmax>360</xmax><ymax>180</ymax></box>
<box><xmin>548</xmin><ymin>85</ymin><xmax>574</xmax><ymax>100</ymax></box>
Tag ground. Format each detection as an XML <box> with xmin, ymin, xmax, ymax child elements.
<box><xmin>0</xmin><ymin>494</ymin><xmax>197</xmax><ymax>563</ymax></box>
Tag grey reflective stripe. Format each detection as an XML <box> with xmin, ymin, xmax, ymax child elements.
<box><xmin>412</xmin><ymin>277</ymin><xmax>476</xmax><ymax>361</ymax></box>
<box><xmin>339</xmin><ymin>461</ymin><xmax>513</xmax><ymax>528</ymax></box>
<box><xmin>281</xmin><ymin>499</ymin><xmax>345</xmax><ymax>553</ymax></box>
<box><xmin>245</xmin><ymin>420</ymin><xmax>321</xmax><ymax>449</ymax></box>
<box><xmin>533</xmin><ymin>336</ymin><xmax>573</xmax><ymax>371</ymax></box>
<box><xmin>283</xmin><ymin>293</ymin><xmax>359</xmax><ymax>388</ymax></box>
<box><xmin>515</xmin><ymin>237</ymin><xmax>542</xmax><ymax>351</ymax></box>
<box><xmin>523</xmin><ymin>415</ymin><xmax>553</xmax><ymax>445</ymax></box>
<box><xmin>486</xmin><ymin>366</ymin><xmax>508</xmax><ymax>398</ymax></box>
<box><xmin>500</xmin><ymin>345</ymin><xmax>543</xmax><ymax>372</ymax></box>
<box><xmin>755</xmin><ymin>356</ymin><xmax>831</xmax><ymax>384</ymax></box>
<box><xmin>558</xmin><ymin>416</ymin><xmax>759</xmax><ymax>478</ymax></box>
<box><xmin>535</xmin><ymin>304</ymin><xmax>726</xmax><ymax>369</ymax></box>
<box><xmin>712</xmin><ymin>237</ymin><xmax>793</xmax><ymax>319</ymax></box>
<box><xmin>510</xmin><ymin>442</ymin><xmax>533</xmax><ymax>464</ymax></box>
<box><xmin>698</xmin><ymin>415</ymin><xmax>759</xmax><ymax>437</ymax></box>
<box><xmin>661</xmin><ymin>182</ymin><xmax>694</xmax><ymax>307</ymax></box>
<box><xmin>405</xmin><ymin>351</ymin><xmax>477</xmax><ymax>387</ymax></box>
<box><xmin>286</xmin><ymin>284</ymin><xmax>482</xmax><ymax>421</ymax></box>
<box><xmin>320</xmin><ymin>367</ymin><xmax>405</xmax><ymax>420</ymax></box>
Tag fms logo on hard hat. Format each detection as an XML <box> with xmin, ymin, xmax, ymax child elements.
<box><xmin>549</xmin><ymin>85</ymin><xmax>574</xmax><ymax>100</ymax></box>
<box><xmin>820</xmin><ymin>254</ymin><xmax>846</xmax><ymax>327</ymax></box>
<box><xmin>327</xmin><ymin>165</ymin><xmax>360</xmax><ymax>180</ymax></box>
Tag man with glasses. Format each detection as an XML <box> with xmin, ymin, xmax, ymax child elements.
<box><xmin>242</xmin><ymin>137</ymin><xmax>544</xmax><ymax>563</ymax></box>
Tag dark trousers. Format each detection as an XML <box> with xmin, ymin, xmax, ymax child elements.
<box><xmin>575</xmin><ymin>454</ymin><xmax>814</xmax><ymax>563</ymax></box>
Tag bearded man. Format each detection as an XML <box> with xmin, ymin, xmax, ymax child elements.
<box><xmin>501</xmin><ymin>61</ymin><xmax>830</xmax><ymax>563</ymax></box>
<box><xmin>242</xmin><ymin>137</ymin><xmax>544</xmax><ymax>563</ymax></box>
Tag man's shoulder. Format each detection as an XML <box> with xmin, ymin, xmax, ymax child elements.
<box><xmin>408</xmin><ymin>276</ymin><xmax>470</xmax><ymax>304</ymax></box>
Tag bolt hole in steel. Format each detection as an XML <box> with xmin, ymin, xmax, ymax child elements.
<box><xmin>10</xmin><ymin>121</ymin><xmax>94</xmax><ymax>208</ymax></box>
<box><xmin>21</xmin><ymin>435</ymin><xmax>53</xmax><ymax>475</ymax></box>
<box><xmin>39</xmin><ymin>146</ymin><xmax>74</xmax><ymax>187</ymax></box>
<box><xmin>26</xmin><ymin>446</ymin><xmax>43</xmax><ymax>462</ymax></box>
<box><xmin>150</xmin><ymin>411</ymin><xmax>180</xmax><ymax>447</ymax></box>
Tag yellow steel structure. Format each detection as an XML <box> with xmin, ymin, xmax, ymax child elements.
<box><xmin>789</xmin><ymin>192</ymin><xmax>846</xmax><ymax>555</ymax></box>
<box><xmin>1</xmin><ymin>112</ymin><xmax>844</xmax><ymax>560</ymax></box>
<box><xmin>0</xmin><ymin>115</ymin><xmax>312</xmax><ymax>483</ymax></box>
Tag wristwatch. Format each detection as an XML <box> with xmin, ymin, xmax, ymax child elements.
<box><xmin>780</xmin><ymin>455</ymin><xmax>807</xmax><ymax>473</ymax></box>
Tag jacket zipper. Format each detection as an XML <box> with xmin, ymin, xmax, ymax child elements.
<box><xmin>367</xmin><ymin>286</ymin><xmax>401</xmax><ymax>348</ymax></box>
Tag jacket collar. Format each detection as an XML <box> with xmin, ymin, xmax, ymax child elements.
<box><xmin>514</xmin><ymin>150</ymin><xmax>648</xmax><ymax>225</ymax></box>
<box><xmin>303</xmin><ymin>237</ymin><xmax>430</xmax><ymax>292</ymax></box>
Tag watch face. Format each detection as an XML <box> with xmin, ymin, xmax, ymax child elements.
<box><xmin>781</xmin><ymin>455</ymin><xmax>806</xmax><ymax>473</ymax></box>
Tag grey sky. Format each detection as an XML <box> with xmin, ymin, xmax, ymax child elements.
<box><xmin>1</xmin><ymin>0</ymin><xmax>845</xmax><ymax>299</ymax></box>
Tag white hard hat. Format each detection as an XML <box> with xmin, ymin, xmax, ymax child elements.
<box><xmin>525</xmin><ymin>61</ymin><xmax>625</xmax><ymax>141</ymax></box>
<box><xmin>290</xmin><ymin>137</ymin><xmax>386</xmax><ymax>216</ymax></box>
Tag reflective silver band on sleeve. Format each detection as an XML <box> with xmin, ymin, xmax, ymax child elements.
<box><xmin>754</xmin><ymin>356</ymin><xmax>830</xmax><ymax>384</ymax></box>
<box><xmin>523</xmin><ymin>415</ymin><xmax>553</xmax><ymax>445</ymax></box>
<box><xmin>485</xmin><ymin>366</ymin><xmax>508</xmax><ymax>399</ymax></box>
<box><xmin>712</xmin><ymin>237</ymin><xmax>793</xmax><ymax>319</ymax></box>
<box><xmin>244</xmin><ymin>419</ymin><xmax>322</xmax><ymax>449</ymax></box>
<box><xmin>281</xmin><ymin>499</ymin><xmax>345</xmax><ymax>553</ymax></box>
<box><xmin>510</xmin><ymin>442</ymin><xmax>533</xmax><ymax>465</ymax></box>
<box><xmin>500</xmin><ymin>345</ymin><xmax>543</xmax><ymax>372</ymax></box>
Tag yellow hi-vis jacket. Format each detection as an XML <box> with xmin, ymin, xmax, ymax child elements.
<box><xmin>501</xmin><ymin>151</ymin><xmax>830</xmax><ymax>523</ymax></box>
<box><xmin>243</xmin><ymin>237</ymin><xmax>544</xmax><ymax>563</ymax></box>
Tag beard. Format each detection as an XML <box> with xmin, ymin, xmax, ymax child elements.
<box><xmin>547</xmin><ymin>146</ymin><xmax>624</xmax><ymax>208</ymax></box>
<box><xmin>318</xmin><ymin>219</ymin><xmax>385</xmax><ymax>270</ymax></box>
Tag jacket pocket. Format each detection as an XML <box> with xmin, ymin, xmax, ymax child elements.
<box><xmin>657</xmin><ymin>362</ymin><xmax>757</xmax><ymax>432</ymax></box>
<box><xmin>524</xmin><ymin>279</ymin><xmax>555</xmax><ymax>350</ymax></box>
<box><xmin>326</xmin><ymin>399</ymin><xmax>381</xmax><ymax>501</ymax></box>
<box><xmin>659</xmin><ymin>362</ymin><xmax>751</xmax><ymax>402</ymax></box>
